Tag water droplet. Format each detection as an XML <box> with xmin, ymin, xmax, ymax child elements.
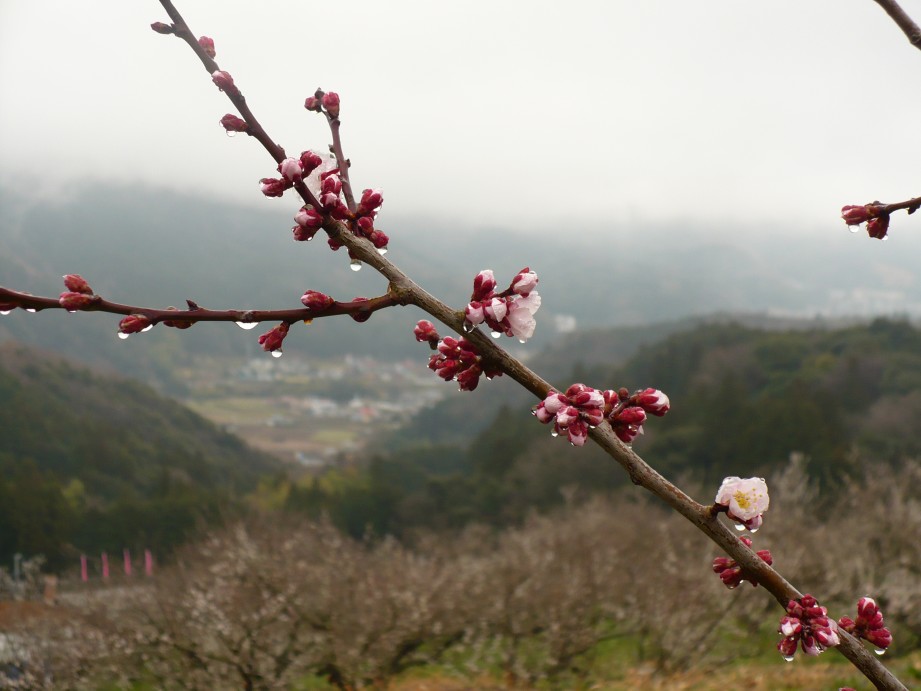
<box><xmin>235</xmin><ymin>321</ymin><xmax>258</xmax><ymax>330</ymax></box>
<box><xmin>490</xmin><ymin>331</ymin><xmax>501</xmax><ymax>339</ymax></box>
<box><xmin>734</xmin><ymin>523</ymin><xmax>746</xmax><ymax>532</ymax></box>
<box><xmin>462</xmin><ymin>322</ymin><xmax>473</xmax><ymax>333</ymax></box>
<box><xmin>226</xmin><ymin>130</ymin><xmax>236</xmax><ymax>138</ymax></box>
<box><xmin>882</xmin><ymin>236</ymin><xmax>889</xmax><ymax>243</ymax></box>
<box><xmin>749</xmin><ymin>526</ymin><xmax>759</xmax><ymax>534</ymax></box>
<box><xmin>307</xmin><ymin>235</ymin><xmax>314</xmax><ymax>241</ymax></box>
<box><xmin>271</xmin><ymin>350</ymin><xmax>283</xmax><ymax>359</ymax></box>
<box><xmin>349</xmin><ymin>259</ymin><xmax>362</xmax><ymax>272</ymax></box>
<box><xmin>118</xmin><ymin>332</ymin><xmax>130</xmax><ymax>340</ymax></box>
<box><xmin>518</xmin><ymin>339</ymin><xmax>526</xmax><ymax>344</ymax></box>
<box><xmin>377</xmin><ymin>247</ymin><xmax>388</xmax><ymax>255</ymax></box>
<box><xmin>874</xmin><ymin>648</ymin><xmax>886</xmax><ymax>656</ymax></box>
<box><xmin>849</xmin><ymin>226</ymin><xmax>860</xmax><ymax>234</ymax></box>
<box><xmin>25</xmin><ymin>308</ymin><xmax>36</xmax><ymax>313</ymax></box>
<box><xmin>0</xmin><ymin>310</ymin><xmax>10</xmax><ymax>316</ymax></box>
<box><xmin>783</xmin><ymin>654</ymin><xmax>795</xmax><ymax>662</ymax></box>
<box><xmin>550</xmin><ymin>430</ymin><xmax>559</xmax><ymax>438</ymax></box>
<box><xmin>141</xmin><ymin>324</ymin><xmax>153</xmax><ymax>333</ymax></box>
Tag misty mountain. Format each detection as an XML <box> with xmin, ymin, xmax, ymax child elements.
<box><xmin>2</xmin><ymin>182</ymin><xmax>920</xmax><ymax>390</ymax></box>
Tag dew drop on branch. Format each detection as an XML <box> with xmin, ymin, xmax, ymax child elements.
<box><xmin>875</xmin><ymin>648</ymin><xmax>886</xmax><ymax>656</ymax></box>
<box><xmin>226</xmin><ymin>131</ymin><xmax>236</xmax><ymax>138</ymax></box>
<box><xmin>490</xmin><ymin>331</ymin><xmax>502</xmax><ymax>339</ymax></box>
<box><xmin>271</xmin><ymin>350</ymin><xmax>283</xmax><ymax>359</ymax></box>
<box><xmin>0</xmin><ymin>310</ymin><xmax>11</xmax><ymax>316</ymax></box>
<box><xmin>783</xmin><ymin>655</ymin><xmax>794</xmax><ymax>662</ymax></box>
<box><xmin>849</xmin><ymin>226</ymin><xmax>860</xmax><ymax>234</ymax></box>
<box><xmin>141</xmin><ymin>324</ymin><xmax>153</xmax><ymax>333</ymax></box>
<box><xmin>25</xmin><ymin>308</ymin><xmax>36</xmax><ymax>313</ymax></box>
<box><xmin>734</xmin><ymin>523</ymin><xmax>746</xmax><ymax>532</ymax></box>
<box><xmin>350</xmin><ymin>259</ymin><xmax>363</xmax><ymax>272</ymax></box>
<box><xmin>377</xmin><ymin>248</ymin><xmax>388</xmax><ymax>255</ymax></box>
<box><xmin>117</xmin><ymin>332</ymin><xmax>130</xmax><ymax>340</ymax></box>
<box><xmin>235</xmin><ymin>322</ymin><xmax>258</xmax><ymax>330</ymax></box>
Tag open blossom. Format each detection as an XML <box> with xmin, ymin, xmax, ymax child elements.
<box><xmin>711</xmin><ymin>536</ymin><xmax>773</xmax><ymax>589</ymax></box>
<box><xmin>258</xmin><ymin>322</ymin><xmax>289</xmax><ymax>352</ymax></box>
<box><xmin>777</xmin><ymin>594</ymin><xmax>840</xmax><ymax>660</ymax></box>
<box><xmin>506</xmin><ymin>292</ymin><xmax>541</xmax><ymax>342</ymax></box>
<box><xmin>715</xmin><ymin>476</ymin><xmax>769</xmax><ymax>528</ymax></box>
<box><xmin>533</xmin><ymin>383</ymin><xmax>604</xmax><ymax>447</ymax></box>
<box><xmin>838</xmin><ymin>597</ymin><xmax>893</xmax><ymax>653</ymax></box>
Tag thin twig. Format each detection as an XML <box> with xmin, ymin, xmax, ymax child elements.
<box><xmin>872</xmin><ymin>0</ymin><xmax>921</xmax><ymax>51</ymax></box>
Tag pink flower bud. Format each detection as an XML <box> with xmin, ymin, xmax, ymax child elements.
<box><xmin>349</xmin><ymin>297</ymin><xmax>371</xmax><ymax>323</ymax></box>
<box><xmin>162</xmin><ymin>306</ymin><xmax>194</xmax><ymax>329</ymax></box>
<box><xmin>299</xmin><ymin>150</ymin><xmax>324</xmax><ymax>176</ymax></box>
<box><xmin>511</xmin><ymin>267</ymin><xmax>538</xmax><ymax>296</ymax></box>
<box><xmin>295</xmin><ymin>206</ymin><xmax>324</xmax><ymax>230</ymax></box>
<box><xmin>413</xmin><ymin>320</ymin><xmax>439</xmax><ymax>343</ymax></box>
<box><xmin>322</xmin><ymin>91</ymin><xmax>340</xmax><ymax>118</ymax></box>
<box><xmin>368</xmin><ymin>229</ymin><xmax>389</xmax><ymax>249</ymax></box>
<box><xmin>220</xmin><ymin>114</ymin><xmax>248</xmax><ymax>133</ymax></box>
<box><xmin>63</xmin><ymin>274</ymin><xmax>93</xmax><ymax>295</ymax></box>
<box><xmin>300</xmin><ymin>290</ymin><xmax>334</xmax><ymax>311</ymax></box>
<box><xmin>865</xmin><ymin>628</ymin><xmax>892</xmax><ymax>650</ymax></box>
<box><xmin>841</xmin><ymin>204</ymin><xmax>874</xmax><ymax>225</ymax></box>
<box><xmin>119</xmin><ymin>314</ymin><xmax>151</xmax><ymax>334</ymax></box>
<box><xmin>259</xmin><ymin>177</ymin><xmax>290</xmax><ymax>198</ymax></box>
<box><xmin>465</xmin><ymin>301</ymin><xmax>486</xmax><ymax>325</ymax></box>
<box><xmin>211</xmin><ymin>70</ymin><xmax>237</xmax><ymax>94</ymax></box>
<box><xmin>357</xmin><ymin>188</ymin><xmax>384</xmax><ymax>215</ymax></box>
<box><xmin>278</xmin><ymin>157</ymin><xmax>303</xmax><ymax>183</ymax></box>
<box><xmin>635</xmin><ymin>388</ymin><xmax>670</xmax><ymax>416</ymax></box>
<box><xmin>484</xmin><ymin>296</ymin><xmax>508</xmax><ymax>323</ymax></box>
<box><xmin>292</xmin><ymin>225</ymin><xmax>318</xmax><ymax>242</ymax></box>
<box><xmin>304</xmin><ymin>96</ymin><xmax>322</xmax><ymax>112</ymax></box>
<box><xmin>866</xmin><ymin>215</ymin><xmax>890</xmax><ymax>240</ymax></box>
<box><xmin>566</xmin><ymin>419</ymin><xmax>589</xmax><ymax>446</ymax></box>
<box><xmin>321</xmin><ymin>175</ymin><xmax>342</xmax><ymax>196</ymax></box>
<box><xmin>472</xmin><ymin>270</ymin><xmax>497</xmax><ymax>301</ymax></box>
<box><xmin>198</xmin><ymin>36</ymin><xmax>216</xmax><ymax>58</ymax></box>
<box><xmin>258</xmin><ymin>322</ymin><xmax>289</xmax><ymax>352</ymax></box>
<box><xmin>457</xmin><ymin>365</ymin><xmax>482</xmax><ymax>391</ymax></box>
<box><xmin>150</xmin><ymin>22</ymin><xmax>174</xmax><ymax>35</ymax></box>
<box><xmin>59</xmin><ymin>292</ymin><xmax>96</xmax><ymax>311</ymax></box>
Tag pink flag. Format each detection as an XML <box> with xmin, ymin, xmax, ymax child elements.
<box><xmin>123</xmin><ymin>549</ymin><xmax>132</xmax><ymax>577</ymax></box>
<box><xmin>102</xmin><ymin>552</ymin><xmax>109</xmax><ymax>579</ymax></box>
<box><xmin>144</xmin><ymin>549</ymin><xmax>154</xmax><ymax>577</ymax></box>
<box><xmin>80</xmin><ymin>554</ymin><xmax>88</xmax><ymax>582</ymax></box>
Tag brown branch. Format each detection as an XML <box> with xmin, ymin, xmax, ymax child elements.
<box><xmin>323</xmin><ymin>106</ymin><xmax>358</xmax><ymax>213</ymax></box>
<box><xmin>879</xmin><ymin>195</ymin><xmax>921</xmax><ymax>215</ymax></box>
<box><xmin>0</xmin><ymin>286</ymin><xmax>397</xmax><ymax>325</ymax></box>
<box><xmin>873</xmin><ymin>0</ymin><xmax>921</xmax><ymax>51</ymax></box>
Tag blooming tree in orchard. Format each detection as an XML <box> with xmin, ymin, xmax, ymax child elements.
<box><xmin>1</xmin><ymin>0</ymin><xmax>919</xmax><ymax>688</ymax></box>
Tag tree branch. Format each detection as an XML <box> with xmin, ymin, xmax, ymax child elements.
<box><xmin>873</xmin><ymin>0</ymin><xmax>921</xmax><ymax>51</ymax></box>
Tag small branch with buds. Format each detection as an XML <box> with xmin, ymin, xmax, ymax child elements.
<box><xmin>841</xmin><ymin>195</ymin><xmax>920</xmax><ymax>240</ymax></box>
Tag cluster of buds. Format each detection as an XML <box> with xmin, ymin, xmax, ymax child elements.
<box><xmin>712</xmin><ymin>536</ymin><xmax>773</xmax><ymax>589</ymax></box>
<box><xmin>533</xmin><ymin>384</ymin><xmax>671</xmax><ymax>447</ymax></box>
<box><xmin>714</xmin><ymin>476</ymin><xmax>770</xmax><ymax>532</ymax></box>
<box><xmin>777</xmin><ymin>594</ymin><xmax>840</xmax><ymax>660</ymax></box>
<box><xmin>350</xmin><ymin>188</ymin><xmax>389</xmax><ymax>252</ymax></box>
<box><xmin>603</xmin><ymin>387</ymin><xmax>670</xmax><ymax>443</ymax></box>
<box><xmin>838</xmin><ymin>597</ymin><xmax>893</xmax><ymax>654</ymax></box>
<box><xmin>58</xmin><ymin>274</ymin><xmax>100</xmax><ymax>312</ymax></box>
<box><xmin>841</xmin><ymin>204</ymin><xmax>889</xmax><ymax>240</ymax></box>
<box><xmin>304</xmin><ymin>89</ymin><xmax>341</xmax><ymax>119</ymax></box>
<box><xmin>464</xmin><ymin>268</ymin><xmax>541</xmax><ymax>343</ymax></box>
<box><xmin>533</xmin><ymin>384</ymin><xmax>604</xmax><ymax>446</ymax></box>
<box><xmin>262</xmin><ymin>150</ymin><xmax>328</xmax><ymax>202</ymax></box>
<box><xmin>426</xmin><ymin>334</ymin><xmax>501</xmax><ymax>392</ymax></box>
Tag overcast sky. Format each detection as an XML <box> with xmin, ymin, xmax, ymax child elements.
<box><xmin>1</xmin><ymin>1</ymin><xmax>919</xmax><ymax>233</ymax></box>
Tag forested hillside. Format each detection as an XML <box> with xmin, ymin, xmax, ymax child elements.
<box><xmin>286</xmin><ymin>318</ymin><xmax>921</xmax><ymax>537</ymax></box>
<box><xmin>0</xmin><ymin>343</ymin><xmax>280</xmax><ymax>569</ymax></box>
